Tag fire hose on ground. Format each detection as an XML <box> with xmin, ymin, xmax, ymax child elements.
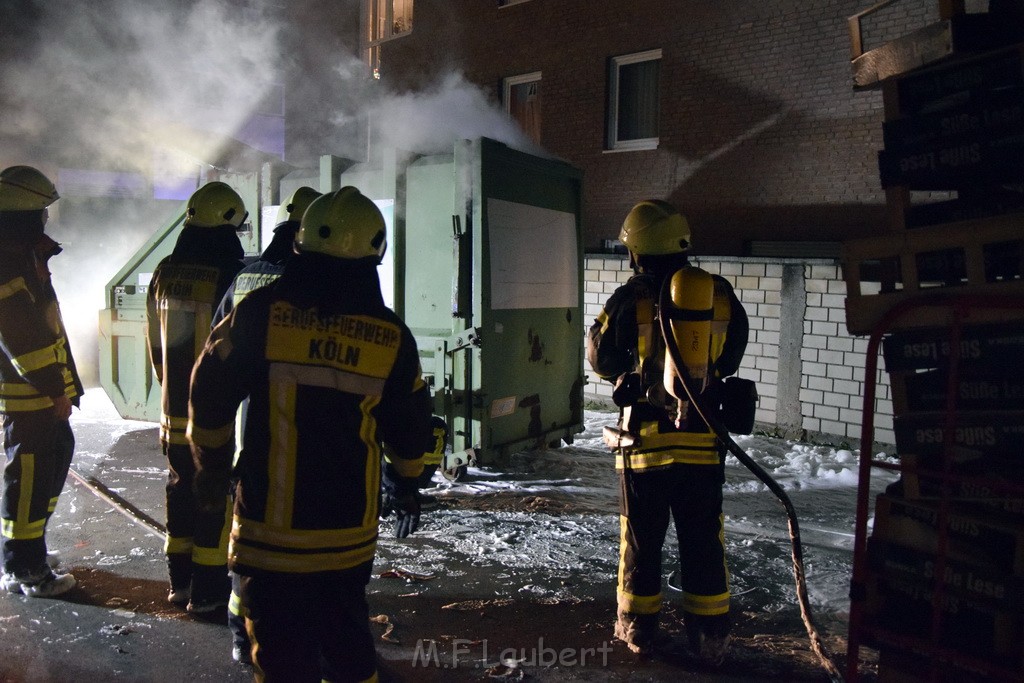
<box><xmin>68</xmin><ymin>467</ymin><xmax>167</xmax><ymax>540</ymax></box>
<box><xmin>658</xmin><ymin>275</ymin><xmax>844</xmax><ymax>682</ymax></box>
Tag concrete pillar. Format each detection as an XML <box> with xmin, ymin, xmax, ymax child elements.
<box><xmin>777</xmin><ymin>263</ymin><xmax>806</xmax><ymax>438</ymax></box>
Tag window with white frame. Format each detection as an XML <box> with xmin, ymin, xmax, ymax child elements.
<box><xmin>364</xmin><ymin>0</ymin><xmax>413</xmax><ymax>77</ymax></box>
<box><xmin>368</xmin><ymin>0</ymin><xmax>413</xmax><ymax>42</ymax></box>
<box><xmin>503</xmin><ymin>72</ymin><xmax>542</xmax><ymax>145</ymax></box>
<box><xmin>607</xmin><ymin>49</ymin><xmax>661</xmax><ymax>151</ymax></box>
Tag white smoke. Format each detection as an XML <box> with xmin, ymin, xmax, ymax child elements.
<box><xmin>1</xmin><ymin>0</ymin><xmax>282</xmax><ymax>172</ymax></box>
<box><xmin>358</xmin><ymin>71</ymin><xmax>550</xmax><ymax>159</ymax></box>
<box><xmin>0</xmin><ymin>0</ymin><xmax>286</xmax><ymax>388</ymax></box>
<box><xmin>0</xmin><ymin>0</ymin><xmax>550</xmax><ymax>391</ymax></box>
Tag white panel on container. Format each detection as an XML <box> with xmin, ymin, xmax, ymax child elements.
<box><xmin>487</xmin><ymin>199</ymin><xmax>577</xmax><ymax>310</ymax></box>
<box><xmin>375</xmin><ymin>199</ymin><xmax>395</xmax><ymax>309</ymax></box>
<box><xmin>261</xmin><ymin>205</ymin><xmax>280</xmax><ymax>252</ymax></box>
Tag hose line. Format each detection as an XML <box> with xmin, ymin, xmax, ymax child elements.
<box><xmin>69</xmin><ymin>468</ymin><xmax>167</xmax><ymax>540</ymax></box>
<box><xmin>658</xmin><ymin>276</ymin><xmax>844</xmax><ymax>682</ymax></box>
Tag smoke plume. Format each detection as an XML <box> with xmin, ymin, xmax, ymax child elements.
<box><xmin>0</xmin><ymin>0</ymin><xmax>287</xmax><ymax>389</ymax></box>
<box><xmin>0</xmin><ymin>0</ymin><xmax>546</xmax><ymax>392</ymax></box>
<box><xmin>359</xmin><ymin>71</ymin><xmax>548</xmax><ymax>159</ymax></box>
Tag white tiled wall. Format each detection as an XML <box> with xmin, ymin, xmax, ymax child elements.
<box><xmin>582</xmin><ymin>256</ymin><xmax>635</xmax><ymax>405</ymax></box>
<box><xmin>799</xmin><ymin>263</ymin><xmax>893</xmax><ymax>445</ymax></box>
<box><xmin>582</xmin><ymin>254</ymin><xmax>895</xmax><ymax>446</ymax></box>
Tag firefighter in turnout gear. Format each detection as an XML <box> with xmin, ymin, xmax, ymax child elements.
<box><xmin>146</xmin><ymin>181</ymin><xmax>246</xmax><ymax>613</ymax></box>
<box><xmin>213</xmin><ymin>186</ymin><xmax>320</xmax><ymax>326</ymax></box>
<box><xmin>382</xmin><ymin>413</ymin><xmax>448</xmax><ymax>521</ymax></box>
<box><xmin>587</xmin><ymin>200</ymin><xmax>748</xmax><ymax>665</ymax></box>
<box><xmin>0</xmin><ymin>166</ymin><xmax>82</xmax><ymax>598</ymax></box>
<box><xmin>418</xmin><ymin>415</ymin><xmax>449</xmax><ymax>487</ymax></box>
<box><xmin>188</xmin><ymin>186</ymin><xmax>434</xmax><ymax>681</ymax></box>
<box><xmin>211</xmin><ymin>186</ymin><xmax>321</xmax><ymax>666</ymax></box>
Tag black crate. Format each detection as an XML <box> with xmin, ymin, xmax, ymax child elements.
<box><xmin>873</xmin><ymin>493</ymin><xmax>1024</xmax><ymax>576</ymax></box>
<box><xmin>895</xmin><ymin>43</ymin><xmax>1024</xmax><ymax>115</ymax></box>
<box><xmin>878</xmin><ymin>131</ymin><xmax>1024</xmax><ymax>190</ymax></box>
<box><xmin>865</xmin><ymin>570</ymin><xmax>1024</xmax><ymax>668</ymax></box>
<box><xmin>903</xmin><ymin>191</ymin><xmax>1024</xmax><ymax>229</ymax></box>
<box><xmin>867</xmin><ymin>538</ymin><xmax>1024</xmax><ymax>610</ymax></box>
<box><xmin>882</xmin><ymin>87</ymin><xmax>1024</xmax><ymax>151</ymax></box>
<box><xmin>893</xmin><ymin>410</ymin><xmax>1024</xmax><ymax>459</ymax></box>
<box><xmin>877</xmin><ymin>643</ymin><xmax>1020</xmax><ymax>683</ymax></box>
<box><xmin>893</xmin><ymin>367</ymin><xmax>1024</xmax><ymax>412</ymax></box>
<box><xmin>882</xmin><ymin>323</ymin><xmax>1024</xmax><ymax>372</ymax></box>
<box><xmin>892</xmin><ymin>458</ymin><xmax>1024</xmax><ymax>520</ymax></box>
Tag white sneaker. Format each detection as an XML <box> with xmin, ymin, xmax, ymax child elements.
<box><xmin>0</xmin><ymin>572</ymin><xmax>19</xmax><ymax>593</ymax></box>
<box><xmin>46</xmin><ymin>551</ymin><xmax>61</xmax><ymax>570</ymax></box>
<box><xmin>232</xmin><ymin>644</ymin><xmax>253</xmax><ymax>665</ymax></box>
<box><xmin>167</xmin><ymin>586</ymin><xmax>191</xmax><ymax>605</ymax></box>
<box><xmin>2</xmin><ymin>570</ymin><xmax>76</xmax><ymax>598</ymax></box>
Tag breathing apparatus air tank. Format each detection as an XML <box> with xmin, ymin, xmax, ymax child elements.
<box><xmin>656</xmin><ymin>266</ymin><xmax>843</xmax><ymax>682</ymax></box>
<box><xmin>662</xmin><ymin>266</ymin><xmax>715</xmax><ymax>402</ymax></box>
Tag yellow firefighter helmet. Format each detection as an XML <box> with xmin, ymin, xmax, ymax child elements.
<box><xmin>0</xmin><ymin>166</ymin><xmax>59</xmax><ymax>211</ymax></box>
<box><xmin>297</xmin><ymin>186</ymin><xmax>386</xmax><ymax>261</ymax></box>
<box><xmin>619</xmin><ymin>199</ymin><xmax>691</xmax><ymax>256</ymax></box>
<box><xmin>275</xmin><ymin>186</ymin><xmax>321</xmax><ymax>225</ymax></box>
<box><xmin>186</xmin><ymin>181</ymin><xmax>247</xmax><ymax>228</ymax></box>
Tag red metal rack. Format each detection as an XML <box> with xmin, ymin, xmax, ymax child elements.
<box><xmin>845</xmin><ymin>293</ymin><xmax>1024</xmax><ymax>682</ymax></box>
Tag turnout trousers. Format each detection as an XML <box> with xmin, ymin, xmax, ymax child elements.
<box><xmin>616</xmin><ymin>460</ymin><xmax>730</xmax><ymax>647</ymax></box>
<box><xmin>240</xmin><ymin>561</ymin><xmax>377</xmax><ymax>683</ymax></box>
<box><xmin>1</xmin><ymin>410</ymin><xmax>74</xmax><ymax>575</ymax></box>
<box><xmin>163</xmin><ymin>438</ymin><xmax>230</xmax><ymax>597</ymax></box>
<box><xmin>228</xmin><ymin>570</ymin><xmax>250</xmax><ymax>654</ymax></box>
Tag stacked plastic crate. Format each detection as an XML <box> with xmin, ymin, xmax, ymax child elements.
<box><xmin>842</xmin><ymin>2</ymin><xmax>1024</xmax><ymax>681</ymax></box>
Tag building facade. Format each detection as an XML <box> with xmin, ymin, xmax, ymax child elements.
<box><xmin>371</xmin><ymin>0</ymin><xmax>956</xmax><ymax>255</ymax></box>
<box><xmin>369</xmin><ymin>0</ymin><xmax>974</xmax><ymax>445</ymax></box>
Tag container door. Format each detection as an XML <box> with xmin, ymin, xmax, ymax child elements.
<box><xmin>466</xmin><ymin>138</ymin><xmax>585</xmax><ymax>460</ymax></box>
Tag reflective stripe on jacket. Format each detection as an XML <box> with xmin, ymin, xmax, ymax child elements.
<box><xmin>587</xmin><ymin>269</ymin><xmax>748</xmax><ymax>471</ymax></box>
<box><xmin>0</xmin><ymin>253</ymin><xmax>82</xmax><ymax>412</ymax></box>
<box><xmin>189</xmin><ymin>265</ymin><xmax>433</xmax><ymax>574</ymax></box>
<box><xmin>147</xmin><ymin>258</ymin><xmax>242</xmax><ymax>439</ymax></box>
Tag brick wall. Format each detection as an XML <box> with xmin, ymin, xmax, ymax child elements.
<box><xmin>583</xmin><ymin>254</ymin><xmax>895</xmax><ymax>446</ymax></box>
<box><xmin>373</xmin><ymin>1</ymin><xmax>964</xmax><ymax>446</ymax></box>
<box><xmin>380</xmin><ymin>0</ymin><xmax>950</xmax><ymax>257</ymax></box>
<box><xmin>799</xmin><ymin>263</ymin><xmax>894</xmax><ymax>445</ymax></box>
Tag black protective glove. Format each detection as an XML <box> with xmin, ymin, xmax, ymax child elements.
<box><xmin>381</xmin><ymin>491</ymin><xmax>421</xmax><ymax>538</ymax></box>
<box><xmin>193</xmin><ymin>468</ymin><xmax>230</xmax><ymax>514</ymax></box>
<box><xmin>612</xmin><ymin>372</ymin><xmax>643</xmax><ymax>407</ymax></box>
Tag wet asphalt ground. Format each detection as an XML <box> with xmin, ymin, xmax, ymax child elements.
<box><xmin>0</xmin><ymin>399</ymin><xmax>251</xmax><ymax>683</ymax></box>
<box><xmin>0</xmin><ymin>394</ymin><xmax>623</xmax><ymax>683</ymax></box>
<box><xmin>1</xmin><ymin>391</ymin><xmax>860</xmax><ymax>682</ymax></box>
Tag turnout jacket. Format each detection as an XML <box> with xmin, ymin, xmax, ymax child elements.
<box><xmin>212</xmin><ymin>220</ymin><xmax>300</xmax><ymax>327</ymax></box>
<box><xmin>0</xmin><ymin>236</ymin><xmax>82</xmax><ymax>412</ymax></box>
<box><xmin>146</xmin><ymin>226</ymin><xmax>244</xmax><ymax>447</ymax></box>
<box><xmin>587</xmin><ymin>269</ymin><xmax>748</xmax><ymax>471</ymax></box>
<box><xmin>188</xmin><ymin>255</ymin><xmax>433</xmax><ymax>574</ymax></box>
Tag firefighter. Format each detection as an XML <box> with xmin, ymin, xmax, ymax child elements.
<box><xmin>188</xmin><ymin>186</ymin><xmax>434</xmax><ymax>682</ymax></box>
<box><xmin>213</xmin><ymin>185</ymin><xmax>320</xmax><ymax>326</ymax></box>
<box><xmin>418</xmin><ymin>415</ymin><xmax>449</xmax><ymax>489</ymax></box>
<box><xmin>0</xmin><ymin>165</ymin><xmax>82</xmax><ymax>598</ymax></box>
<box><xmin>586</xmin><ymin>199</ymin><xmax>748</xmax><ymax>665</ymax></box>
<box><xmin>146</xmin><ymin>181</ymin><xmax>246</xmax><ymax>613</ymax></box>
<box><xmin>382</xmin><ymin>413</ymin><xmax>448</xmax><ymax>517</ymax></box>
<box><xmin>210</xmin><ymin>185</ymin><xmax>320</xmax><ymax>665</ymax></box>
